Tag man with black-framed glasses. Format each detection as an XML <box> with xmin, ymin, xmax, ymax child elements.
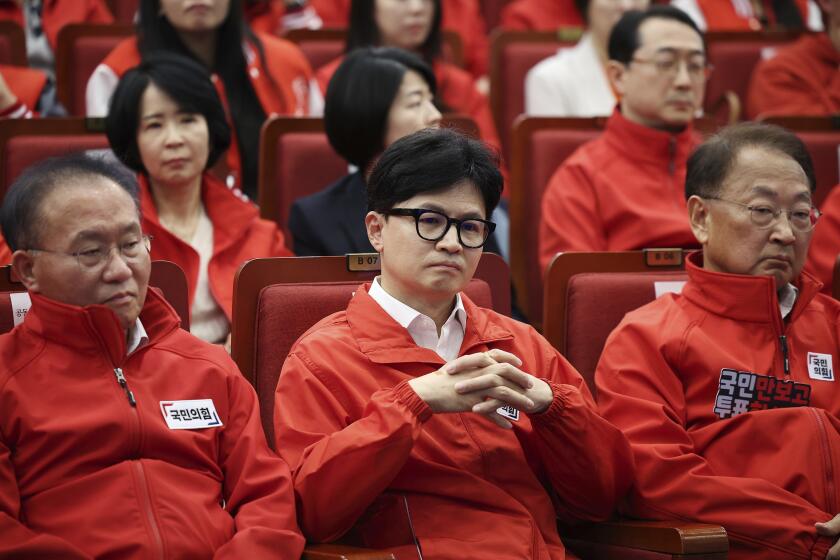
<box><xmin>274</xmin><ymin>128</ymin><xmax>633</xmax><ymax>559</ymax></box>
<box><xmin>0</xmin><ymin>153</ymin><xmax>305</xmax><ymax>558</ymax></box>
<box><xmin>596</xmin><ymin>122</ymin><xmax>840</xmax><ymax>559</ymax></box>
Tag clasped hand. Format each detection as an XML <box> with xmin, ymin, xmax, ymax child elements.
<box><xmin>408</xmin><ymin>349</ymin><xmax>553</xmax><ymax>429</ymax></box>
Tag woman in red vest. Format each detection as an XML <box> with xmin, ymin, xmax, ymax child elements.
<box><xmin>106</xmin><ymin>53</ymin><xmax>291</xmax><ymax>345</ymax></box>
<box><xmin>88</xmin><ymin>0</ymin><xmax>318</xmax><ymax>200</ymax></box>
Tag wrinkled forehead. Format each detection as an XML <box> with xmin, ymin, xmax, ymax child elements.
<box><xmin>720</xmin><ymin>146</ymin><xmax>811</xmax><ymax>200</ymax></box>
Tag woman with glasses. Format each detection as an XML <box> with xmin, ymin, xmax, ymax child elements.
<box><xmin>106</xmin><ymin>53</ymin><xmax>291</xmax><ymax>344</ymax></box>
<box><xmin>87</xmin><ymin>0</ymin><xmax>319</xmax><ymax>200</ymax></box>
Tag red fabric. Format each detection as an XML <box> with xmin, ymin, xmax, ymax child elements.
<box><xmin>100</xmin><ymin>34</ymin><xmax>314</xmax><ymax>187</ymax></box>
<box><xmin>746</xmin><ymin>34</ymin><xmax>840</xmax><ymax>119</ymax></box>
<box><xmin>0</xmin><ymin>0</ymin><xmax>112</xmax><ymax>51</ymax></box>
<box><xmin>316</xmin><ymin>56</ymin><xmax>501</xmax><ymax>154</ymax></box>
<box><xmin>0</xmin><ymin>233</ymin><xmax>10</xmax><ymax>265</ymax></box>
<box><xmin>275</xmin><ymin>284</ymin><xmax>634</xmax><ymax>557</ymax></box>
<box><xmin>0</xmin><ymin>289</ymin><xmax>305</xmax><ymax>559</ymax></box>
<box><xmin>500</xmin><ymin>0</ymin><xmax>583</xmax><ymax>31</ymax></box>
<box><xmin>139</xmin><ymin>173</ymin><xmax>292</xmax><ymax>321</ymax></box>
<box><xmin>309</xmin><ymin>0</ymin><xmax>489</xmax><ymax>77</ymax></box>
<box><xmin>806</xmin><ymin>184</ymin><xmax>840</xmax><ymax>294</ymax></box>
<box><xmin>246</xmin><ymin>0</ymin><xmax>285</xmax><ymax>34</ymax></box>
<box><xmin>596</xmin><ymin>251</ymin><xmax>840</xmax><ymax>559</ymax></box>
<box><xmin>0</xmin><ymin>65</ymin><xmax>46</xmax><ymax>115</ymax></box>
<box><xmin>696</xmin><ymin>0</ymin><xmax>810</xmax><ymax>30</ymax></box>
<box><xmin>539</xmin><ymin>110</ymin><xmax>701</xmax><ymax>271</ymax></box>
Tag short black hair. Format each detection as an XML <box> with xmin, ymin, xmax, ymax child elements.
<box><xmin>325</xmin><ymin>47</ymin><xmax>437</xmax><ymax>170</ymax></box>
<box><xmin>574</xmin><ymin>0</ymin><xmax>588</xmax><ymax>24</ymax></box>
<box><xmin>346</xmin><ymin>0</ymin><xmax>442</xmax><ymax>64</ymax></box>
<box><xmin>0</xmin><ymin>153</ymin><xmax>140</xmax><ymax>251</ymax></box>
<box><xmin>105</xmin><ymin>52</ymin><xmax>231</xmax><ymax>174</ymax></box>
<box><xmin>367</xmin><ymin>128</ymin><xmax>502</xmax><ymax>217</ymax></box>
<box><xmin>608</xmin><ymin>5</ymin><xmax>703</xmax><ymax>64</ymax></box>
<box><xmin>685</xmin><ymin>122</ymin><xmax>816</xmax><ymax>199</ymax></box>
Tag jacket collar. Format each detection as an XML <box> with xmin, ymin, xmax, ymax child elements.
<box><xmin>139</xmin><ymin>172</ymin><xmax>259</xmax><ymax>253</ymax></box>
<box><xmin>809</xmin><ymin>33</ymin><xmax>840</xmax><ymax>65</ymax></box>
<box><xmin>22</xmin><ymin>289</ymin><xmax>181</xmax><ymax>366</ymax></box>
<box><xmin>681</xmin><ymin>251</ymin><xmax>824</xmax><ymax>326</ymax></box>
<box><xmin>603</xmin><ymin>108</ymin><xmax>697</xmax><ymax>168</ymax></box>
<box><xmin>346</xmin><ymin>283</ymin><xmax>513</xmax><ymax>366</ymax></box>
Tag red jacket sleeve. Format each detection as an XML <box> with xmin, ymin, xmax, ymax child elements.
<box><xmin>213</xmin><ymin>364</ymin><xmax>305</xmax><ymax>559</ymax></box>
<box><xmin>805</xmin><ymin>185</ymin><xmax>840</xmax><ymax>294</ymax></box>
<box><xmin>526</xmin><ymin>348</ymin><xmax>634</xmax><ymax>524</ymax></box>
<box><xmin>595</xmin><ymin>319</ymin><xmax>834</xmax><ymax>559</ymax></box>
<box><xmin>539</xmin><ymin>159</ymin><xmax>607</xmax><ymax>271</ymax></box>
<box><xmin>0</xmin><ymin>432</ymin><xmax>93</xmax><ymax>559</ymax></box>
<box><xmin>274</xmin><ymin>353</ymin><xmax>431</xmax><ymax>542</ymax></box>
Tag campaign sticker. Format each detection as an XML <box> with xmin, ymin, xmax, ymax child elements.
<box><xmin>160</xmin><ymin>399</ymin><xmax>223</xmax><ymax>430</ymax></box>
<box><xmin>807</xmin><ymin>353</ymin><xmax>834</xmax><ymax>382</ymax></box>
<box><xmin>496</xmin><ymin>405</ymin><xmax>520</xmax><ymax>422</ymax></box>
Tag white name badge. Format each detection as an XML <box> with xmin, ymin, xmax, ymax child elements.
<box><xmin>496</xmin><ymin>405</ymin><xmax>520</xmax><ymax>422</ymax></box>
<box><xmin>10</xmin><ymin>292</ymin><xmax>31</xmax><ymax>327</ymax></box>
<box><xmin>807</xmin><ymin>353</ymin><xmax>835</xmax><ymax>382</ymax></box>
<box><xmin>160</xmin><ymin>399</ymin><xmax>223</xmax><ymax>429</ymax></box>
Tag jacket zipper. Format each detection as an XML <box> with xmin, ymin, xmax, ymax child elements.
<box><xmin>114</xmin><ymin>367</ymin><xmax>137</xmax><ymax>407</ymax></box>
<box><xmin>778</xmin><ymin>335</ymin><xmax>791</xmax><ymax>380</ymax></box>
<box><xmin>810</xmin><ymin>409</ymin><xmax>838</xmax><ymax>515</ymax></box>
<box><xmin>667</xmin><ymin>136</ymin><xmax>676</xmax><ymax>176</ymax></box>
<box><xmin>133</xmin><ymin>461</ymin><xmax>166</xmax><ymax>560</ymax></box>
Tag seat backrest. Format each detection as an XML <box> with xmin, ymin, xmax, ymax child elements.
<box><xmin>0</xmin><ymin>21</ymin><xmax>26</xmax><ymax>66</ymax></box>
<box><xmin>0</xmin><ymin>260</ymin><xmax>191</xmax><ymax>333</ymax></box>
<box><xmin>257</xmin><ymin>115</ymin><xmax>481</xmax><ymax>238</ymax></box>
<box><xmin>55</xmin><ymin>23</ymin><xmax>134</xmax><ymax>116</ymax></box>
<box><xmin>542</xmin><ymin>250</ymin><xmax>690</xmax><ymax>393</ymax></box>
<box><xmin>0</xmin><ymin>118</ymin><xmax>110</xmax><ymax>203</ymax></box>
<box><xmin>105</xmin><ymin>0</ymin><xmax>139</xmax><ymax>24</ymax></box>
<box><xmin>488</xmin><ymin>29</ymin><xmax>578</xmax><ymax>159</ymax></box>
<box><xmin>705</xmin><ymin>31</ymin><xmax>799</xmax><ymax>117</ymax></box>
<box><xmin>231</xmin><ymin>253</ymin><xmax>511</xmax><ymax>446</ymax></box>
<box><xmin>508</xmin><ymin>116</ymin><xmax>607</xmax><ymax>325</ymax></box>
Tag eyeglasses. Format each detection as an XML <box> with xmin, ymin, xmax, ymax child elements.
<box><xmin>705</xmin><ymin>197</ymin><xmax>820</xmax><ymax>232</ymax></box>
<box><xmin>384</xmin><ymin>208</ymin><xmax>496</xmax><ymax>248</ymax></box>
<box><xmin>630</xmin><ymin>55</ymin><xmax>713</xmax><ymax>81</ymax></box>
<box><xmin>27</xmin><ymin>235</ymin><xmax>153</xmax><ymax>268</ymax></box>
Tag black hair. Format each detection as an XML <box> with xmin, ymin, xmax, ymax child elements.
<box><xmin>346</xmin><ymin>0</ymin><xmax>442</xmax><ymax>64</ymax></box>
<box><xmin>685</xmin><ymin>122</ymin><xmax>816</xmax><ymax>199</ymax></box>
<box><xmin>367</xmin><ymin>128</ymin><xmax>502</xmax><ymax>217</ymax></box>
<box><xmin>325</xmin><ymin>47</ymin><xmax>437</xmax><ymax>170</ymax></box>
<box><xmin>1</xmin><ymin>153</ymin><xmax>140</xmax><ymax>252</ymax></box>
<box><xmin>574</xmin><ymin>0</ymin><xmax>589</xmax><ymax>25</ymax></box>
<box><xmin>137</xmin><ymin>0</ymin><xmax>269</xmax><ymax>196</ymax></box>
<box><xmin>608</xmin><ymin>5</ymin><xmax>704</xmax><ymax>64</ymax></box>
<box><xmin>105</xmin><ymin>52</ymin><xmax>231</xmax><ymax>174</ymax></box>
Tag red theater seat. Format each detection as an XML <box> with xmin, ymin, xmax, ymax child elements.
<box><xmin>55</xmin><ymin>23</ymin><xmax>133</xmax><ymax>116</ymax></box>
<box><xmin>104</xmin><ymin>0</ymin><xmax>139</xmax><ymax>24</ymax></box>
<box><xmin>0</xmin><ymin>118</ymin><xmax>109</xmax><ymax>203</ymax></box>
<box><xmin>0</xmin><ymin>21</ymin><xmax>26</xmax><ymax>66</ymax></box>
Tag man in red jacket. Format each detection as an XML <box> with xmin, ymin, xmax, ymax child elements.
<box><xmin>539</xmin><ymin>5</ymin><xmax>706</xmax><ymax>270</ymax></box>
<box><xmin>596</xmin><ymin>122</ymin><xmax>840</xmax><ymax>559</ymax></box>
<box><xmin>0</xmin><ymin>153</ymin><xmax>304</xmax><ymax>558</ymax></box>
<box><xmin>275</xmin><ymin>128</ymin><xmax>634</xmax><ymax>559</ymax></box>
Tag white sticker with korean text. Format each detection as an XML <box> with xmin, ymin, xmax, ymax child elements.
<box><xmin>808</xmin><ymin>353</ymin><xmax>834</xmax><ymax>382</ymax></box>
<box><xmin>160</xmin><ymin>399</ymin><xmax>223</xmax><ymax>429</ymax></box>
<box><xmin>10</xmin><ymin>292</ymin><xmax>31</xmax><ymax>327</ymax></box>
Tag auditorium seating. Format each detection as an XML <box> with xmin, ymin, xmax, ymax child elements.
<box><xmin>105</xmin><ymin>0</ymin><xmax>139</xmax><ymax>25</ymax></box>
<box><xmin>0</xmin><ymin>117</ymin><xmax>109</xmax><ymax>203</ymax></box>
<box><xmin>257</xmin><ymin>114</ymin><xmax>480</xmax><ymax>239</ymax></box>
<box><xmin>0</xmin><ymin>21</ymin><xmax>26</xmax><ymax>66</ymax></box>
<box><xmin>542</xmin><ymin>249</ymin><xmax>690</xmax><ymax>390</ymax></box>
<box><xmin>55</xmin><ymin>23</ymin><xmax>133</xmax><ymax>116</ymax></box>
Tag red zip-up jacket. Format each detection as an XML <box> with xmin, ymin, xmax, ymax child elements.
<box><xmin>275</xmin><ymin>285</ymin><xmax>634</xmax><ymax>559</ymax></box>
<box><xmin>139</xmin><ymin>173</ymin><xmax>292</xmax><ymax>321</ymax></box>
<box><xmin>0</xmin><ymin>233</ymin><xmax>9</xmax><ymax>265</ymax></box>
<box><xmin>596</xmin><ymin>251</ymin><xmax>840</xmax><ymax>559</ymax></box>
<box><xmin>747</xmin><ymin>33</ymin><xmax>840</xmax><ymax>119</ymax></box>
<box><xmin>0</xmin><ymin>65</ymin><xmax>47</xmax><ymax>118</ymax></box>
<box><xmin>692</xmin><ymin>0</ymin><xmax>810</xmax><ymax>30</ymax></box>
<box><xmin>805</xmin><ymin>183</ymin><xmax>840</xmax><ymax>294</ymax></box>
<box><xmin>0</xmin><ymin>0</ymin><xmax>112</xmax><ymax>51</ymax></box>
<box><xmin>500</xmin><ymin>0</ymin><xmax>583</xmax><ymax>31</ymax></box>
<box><xmin>539</xmin><ymin>109</ymin><xmax>700</xmax><ymax>271</ymax></box>
<box><xmin>0</xmin><ymin>289</ymin><xmax>305</xmax><ymax>559</ymax></box>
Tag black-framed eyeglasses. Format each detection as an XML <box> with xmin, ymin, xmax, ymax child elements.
<box><xmin>704</xmin><ymin>197</ymin><xmax>820</xmax><ymax>232</ymax></box>
<box><xmin>384</xmin><ymin>208</ymin><xmax>496</xmax><ymax>248</ymax></box>
<box><xmin>26</xmin><ymin>234</ymin><xmax>153</xmax><ymax>269</ymax></box>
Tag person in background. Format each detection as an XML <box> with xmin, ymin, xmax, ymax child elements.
<box><xmin>805</xmin><ymin>183</ymin><xmax>840</xmax><ymax>293</ymax></box>
<box><xmin>276</xmin><ymin>128</ymin><xmax>633</xmax><ymax>558</ymax></box>
<box><xmin>245</xmin><ymin>0</ymin><xmax>323</xmax><ymax>32</ymax></box>
<box><xmin>538</xmin><ymin>5</ymin><xmax>705</xmax><ymax>269</ymax></box>
<box><xmin>0</xmin><ymin>152</ymin><xmax>304</xmax><ymax>559</ymax></box>
<box><xmin>106</xmin><ymin>53</ymin><xmax>291</xmax><ymax>345</ymax></box>
<box><xmin>746</xmin><ymin>0</ymin><xmax>840</xmax><ymax>119</ymax></box>
<box><xmin>0</xmin><ymin>64</ymin><xmax>61</xmax><ymax>117</ymax></box>
<box><xmin>596</xmin><ymin>122</ymin><xmax>840</xmax><ymax>560</ymax></box>
<box><xmin>672</xmin><ymin>0</ymin><xmax>823</xmax><ymax>31</ymax></box>
<box><xmin>315</xmin><ymin>0</ymin><xmax>500</xmax><ymax>153</ymax></box>
<box><xmin>87</xmin><ymin>0</ymin><xmax>319</xmax><ymax>200</ymax></box>
<box><xmin>525</xmin><ymin>0</ymin><xmax>649</xmax><ymax>117</ymax></box>
<box><xmin>501</xmin><ymin>0</ymin><xmax>583</xmax><ymax>31</ymax></box>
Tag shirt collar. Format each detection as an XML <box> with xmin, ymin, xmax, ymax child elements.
<box><xmin>368</xmin><ymin>276</ymin><xmax>466</xmax><ymax>333</ymax></box>
<box><xmin>126</xmin><ymin>318</ymin><xmax>149</xmax><ymax>355</ymax></box>
<box><xmin>779</xmin><ymin>283</ymin><xmax>799</xmax><ymax>319</ymax></box>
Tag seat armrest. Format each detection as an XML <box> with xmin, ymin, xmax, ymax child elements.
<box><xmin>561</xmin><ymin>520</ymin><xmax>728</xmax><ymax>555</ymax></box>
<box><xmin>302</xmin><ymin>543</ymin><xmax>397</xmax><ymax>560</ymax></box>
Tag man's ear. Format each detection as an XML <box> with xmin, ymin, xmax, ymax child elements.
<box><xmin>11</xmin><ymin>250</ymin><xmax>39</xmax><ymax>292</ymax></box>
<box><xmin>686</xmin><ymin>195</ymin><xmax>711</xmax><ymax>245</ymax></box>
<box><xmin>365</xmin><ymin>211</ymin><xmax>386</xmax><ymax>253</ymax></box>
<box><xmin>606</xmin><ymin>60</ymin><xmax>627</xmax><ymax>98</ymax></box>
